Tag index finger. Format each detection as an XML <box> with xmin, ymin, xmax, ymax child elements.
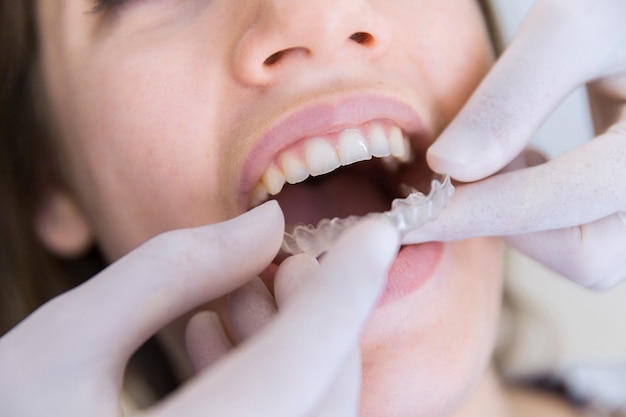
<box><xmin>149</xmin><ymin>219</ymin><xmax>400</xmax><ymax>417</ymax></box>
<box><xmin>37</xmin><ymin>201</ymin><xmax>285</xmax><ymax>365</ymax></box>
<box><xmin>406</xmin><ymin>129</ymin><xmax>625</xmax><ymax>243</ymax></box>
<box><xmin>428</xmin><ymin>0</ymin><xmax>626</xmax><ymax>182</ymax></box>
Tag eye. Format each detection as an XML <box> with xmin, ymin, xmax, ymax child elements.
<box><xmin>91</xmin><ymin>0</ymin><xmax>131</xmax><ymax>13</ymax></box>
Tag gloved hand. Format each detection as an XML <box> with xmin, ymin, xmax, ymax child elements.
<box><xmin>404</xmin><ymin>0</ymin><xmax>626</xmax><ymax>289</ymax></box>
<box><xmin>0</xmin><ymin>201</ymin><xmax>399</xmax><ymax>417</ymax></box>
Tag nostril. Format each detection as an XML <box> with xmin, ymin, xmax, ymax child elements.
<box><xmin>261</xmin><ymin>32</ymin><xmax>376</xmax><ymax>69</ymax></box>
<box><xmin>263</xmin><ymin>47</ymin><xmax>310</xmax><ymax>66</ymax></box>
<box><xmin>264</xmin><ymin>50</ymin><xmax>285</xmax><ymax>66</ymax></box>
<box><xmin>349</xmin><ymin>32</ymin><xmax>374</xmax><ymax>45</ymax></box>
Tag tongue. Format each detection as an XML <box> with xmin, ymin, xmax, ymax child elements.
<box><xmin>275</xmin><ymin>172</ymin><xmax>390</xmax><ymax>226</ymax></box>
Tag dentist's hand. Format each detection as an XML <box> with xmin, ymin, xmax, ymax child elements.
<box><xmin>0</xmin><ymin>201</ymin><xmax>399</xmax><ymax>417</ymax></box>
<box><xmin>405</xmin><ymin>0</ymin><xmax>626</xmax><ymax>289</ymax></box>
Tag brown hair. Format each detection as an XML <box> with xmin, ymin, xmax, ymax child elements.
<box><xmin>0</xmin><ymin>0</ymin><xmax>103</xmax><ymax>335</ymax></box>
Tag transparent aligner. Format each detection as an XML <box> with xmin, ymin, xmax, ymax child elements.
<box><xmin>281</xmin><ymin>175</ymin><xmax>454</xmax><ymax>258</ymax></box>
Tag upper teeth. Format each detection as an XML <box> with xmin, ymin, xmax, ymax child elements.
<box><xmin>250</xmin><ymin>122</ymin><xmax>413</xmax><ymax>207</ymax></box>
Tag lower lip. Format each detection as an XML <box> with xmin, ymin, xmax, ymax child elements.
<box><xmin>377</xmin><ymin>242</ymin><xmax>444</xmax><ymax>307</ymax></box>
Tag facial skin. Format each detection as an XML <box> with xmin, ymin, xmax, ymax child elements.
<box><xmin>36</xmin><ymin>1</ymin><xmax>503</xmax><ymax>416</ymax></box>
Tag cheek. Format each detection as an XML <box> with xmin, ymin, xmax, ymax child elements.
<box><xmin>360</xmin><ymin>238</ymin><xmax>504</xmax><ymax>416</ymax></box>
<box><xmin>53</xmin><ymin>43</ymin><xmax>237</xmax><ymax>259</ymax></box>
<box><xmin>391</xmin><ymin>2</ymin><xmax>494</xmax><ymax>130</ymax></box>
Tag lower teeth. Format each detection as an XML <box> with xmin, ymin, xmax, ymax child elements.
<box><xmin>281</xmin><ymin>175</ymin><xmax>454</xmax><ymax>257</ymax></box>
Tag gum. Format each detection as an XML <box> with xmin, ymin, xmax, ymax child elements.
<box><xmin>282</xmin><ymin>175</ymin><xmax>454</xmax><ymax>257</ymax></box>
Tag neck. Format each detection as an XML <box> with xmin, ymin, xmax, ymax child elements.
<box><xmin>456</xmin><ymin>366</ymin><xmax>583</xmax><ymax>417</ymax></box>
<box><xmin>452</xmin><ymin>366</ymin><xmax>512</xmax><ymax>417</ymax></box>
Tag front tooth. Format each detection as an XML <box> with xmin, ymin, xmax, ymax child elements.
<box><xmin>399</xmin><ymin>136</ymin><xmax>413</xmax><ymax>163</ymax></box>
<box><xmin>262</xmin><ymin>164</ymin><xmax>286</xmax><ymax>195</ymax></box>
<box><xmin>281</xmin><ymin>152</ymin><xmax>309</xmax><ymax>184</ymax></box>
<box><xmin>305</xmin><ymin>137</ymin><xmax>341</xmax><ymax>176</ymax></box>
<box><xmin>368</xmin><ymin>123</ymin><xmax>391</xmax><ymax>157</ymax></box>
<box><xmin>389</xmin><ymin>126</ymin><xmax>405</xmax><ymax>159</ymax></box>
<box><xmin>389</xmin><ymin>126</ymin><xmax>407</xmax><ymax>159</ymax></box>
<box><xmin>338</xmin><ymin>129</ymin><xmax>371</xmax><ymax>165</ymax></box>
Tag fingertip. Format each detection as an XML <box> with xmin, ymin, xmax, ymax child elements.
<box><xmin>358</xmin><ymin>218</ymin><xmax>401</xmax><ymax>261</ymax></box>
<box><xmin>242</xmin><ymin>200</ymin><xmax>284</xmax><ymax>230</ymax></box>
<box><xmin>426</xmin><ymin>135</ymin><xmax>486</xmax><ymax>182</ymax></box>
<box><xmin>225</xmin><ymin>200</ymin><xmax>285</xmax><ymax>254</ymax></box>
<box><xmin>331</xmin><ymin>217</ymin><xmax>401</xmax><ymax>276</ymax></box>
<box><xmin>274</xmin><ymin>254</ymin><xmax>319</xmax><ymax>307</ymax></box>
<box><xmin>276</xmin><ymin>253</ymin><xmax>319</xmax><ymax>277</ymax></box>
<box><xmin>426</xmin><ymin>146</ymin><xmax>467</xmax><ymax>179</ymax></box>
<box><xmin>427</xmin><ymin>117</ymin><xmax>521</xmax><ymax>182</ymax></box>
<box><xmin>427</xmin><ymin>144</ymin><xmax>507</xmax><ymax>183</ymax></box>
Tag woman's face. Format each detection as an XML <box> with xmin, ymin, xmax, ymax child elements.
<box><xmin>37</xmin><ymin>0</ymin><xmax>502</xmax><ymax>415</ymax></box>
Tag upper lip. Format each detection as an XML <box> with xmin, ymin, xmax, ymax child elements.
<box><xmin>239</xmin><ymin>90</ymin><xmax>430</xmax><ymax>209</ymax></box>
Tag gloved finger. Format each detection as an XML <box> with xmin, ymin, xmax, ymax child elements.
<box><xmin>458</xmin><ymin>147</ymin><xmax>625</xmax><ymax>288</ymax></box>
<box><xmin>185</xmin><ymin>311</ymin><xmax>233</xmax><ymax>372</ymax></box>
<box><xmin>405</xmin><ymin>128</ymin><xmax>626</xmax><ymax>241</ymax></box>
<box><xmin>274</xmin><ymin>253</ymin><xmax>363</xmax><ymax>417</ymax></box>
<box><xmin>18</xmin><ymin>201</ymin><xmax>284</xmax><ymax>372</ymax></box>
<box><xmin>313</xmin><ymin>349</ymin><xmax>362</xmax><ymax>417</ymax></box>
<box><xmin>146</xmin><ymin>218</ymin><xmax>399</xmax><ymax>417</ymax></box>
<box><xmin>274</xmin><ymin>254</ymin><xmax>319</xmax><ymax>308</ymax></box>
<box><xmin>275</xmin><ymin>255</ymin><xmax>362</xmax><ymax>417</ymax></box>
<box><xmin>228</xmin><ymin>277</ymin><xmax>277</xmax><ymax>342</ymax></box>
<box><xmin>274</xmin><ymin>254</ymin><xmax>361</xmax><ymax>417</ymax></box>
<box><xmin>505</xmin><ymin>212</ymin><xmax>626</xmax><ymax>289</ymax></box>
<box><xmin>427</xmin><ymin>0</ymin><xmax>626</xmax><ymax>182</ymax></box>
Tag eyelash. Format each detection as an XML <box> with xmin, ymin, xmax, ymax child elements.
<box><xmin>91</xmin><ymin>0</ymin><xmax>130</xmax><ymax>13</ymax></box>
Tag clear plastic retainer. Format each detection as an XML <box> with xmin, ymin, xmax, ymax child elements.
<box><xmin>281</xmin><ymin>175</ymin><xmax>454</xmax><ymax>258</ymax></box>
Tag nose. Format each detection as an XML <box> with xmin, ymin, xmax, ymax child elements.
<box><xmin>231</xmin><ymin>1</ymin><xmax>392</xmax><ymax>86</ymax></box>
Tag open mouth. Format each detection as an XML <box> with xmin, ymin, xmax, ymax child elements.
<box><xmin>248</xmin><ymin>120</ymin><xmax>453</xmax><ymax>257</ymax></box>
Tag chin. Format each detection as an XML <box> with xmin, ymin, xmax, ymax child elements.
<box><xmin>358</xmin><ymin>238</ymin><xmax>504</xmax><ymax>417</ymax></box>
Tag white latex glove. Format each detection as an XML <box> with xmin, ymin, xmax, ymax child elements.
<box><xmin>405</xmin><ymin>0</ymin><xmax>626</xmax><ymax>289</ymax></box>
<box><xmin>0</xmin><ymin>201</ymin><xmax>399</xmax><ymax>417</ymax></box>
